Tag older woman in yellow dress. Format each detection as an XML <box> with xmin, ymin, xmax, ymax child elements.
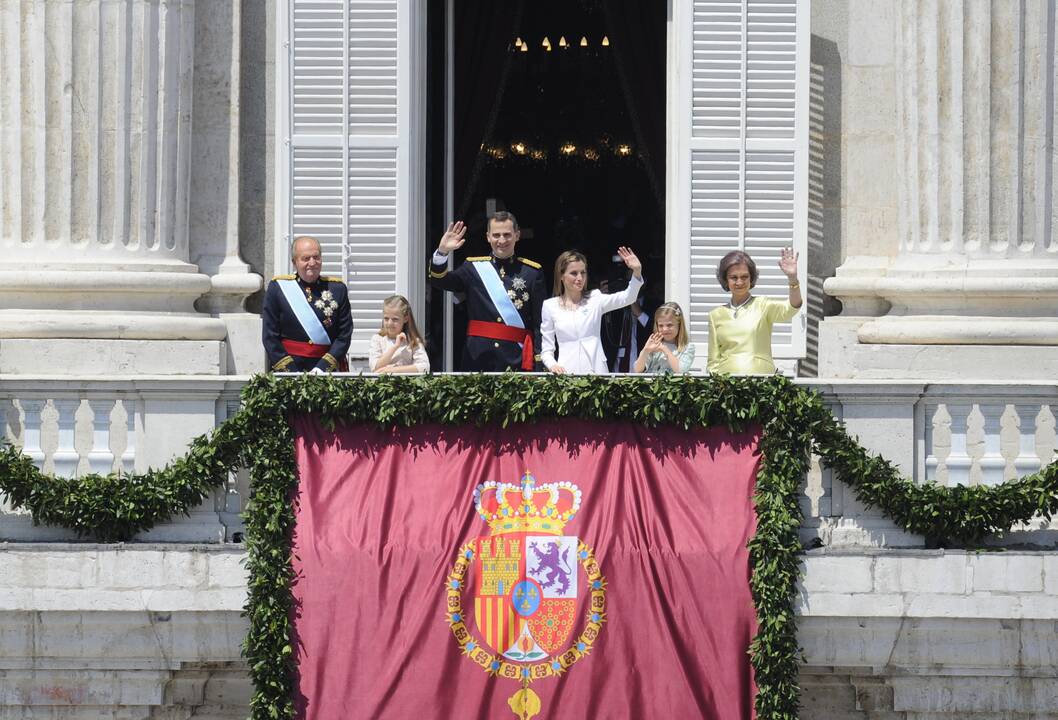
<box><xmin>707</xmin><ymin>248</ymin><xmax>802</xmax><ymax>375</ymax></box>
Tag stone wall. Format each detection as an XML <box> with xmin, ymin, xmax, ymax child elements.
<box><xmin>3</xmin><ymin>546</ymin><xmax>1057</xmax><ymax>718</ymax></box>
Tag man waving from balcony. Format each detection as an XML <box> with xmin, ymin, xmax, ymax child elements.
<box><xmin>429</xmin><ymin>212</ymin><xmax>546</xmax><ymax>372</ymax></box>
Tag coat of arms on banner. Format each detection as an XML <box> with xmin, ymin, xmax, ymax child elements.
<box><xmin>446</xmin><ymin>471</ymin><xmax>607</xmax><ymax>720</ymax></box>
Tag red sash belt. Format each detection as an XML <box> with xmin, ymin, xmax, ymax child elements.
<box><xmin>281</xmin><ymin>339</ymin><xmax>348</xmax><ymax>371</ymax></box>
<box><xmin>282</xmin><ymin>339</ymin><xmax>329</xmax><ymax>358</ymax></box>
<box><xmin>466</xmin><ymin>320</ymin><xmax>534</xmax><ymax>371</ymax></box>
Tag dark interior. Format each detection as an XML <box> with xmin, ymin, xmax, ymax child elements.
<box><xmin>426</xmin><ymin>0</ymin><xmax>667</xmax><ymax>370</ymax></box>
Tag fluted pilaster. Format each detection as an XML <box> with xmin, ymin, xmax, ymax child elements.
<box><xmin>0</xmin><ymin>0</ymin><xmax>225</xmax><ymax>349</ymax></box>
<box><xmin>895</xmin><ymin>0</ymin><xmax>1057</xmax><ymax>258</ymax></box>
<box><xmin>824</xmin><ymin>0</ymin><xmax>1058</xmax><ymax>357</ymax></box>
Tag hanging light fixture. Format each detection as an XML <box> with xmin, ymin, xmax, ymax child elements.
<box><xmin>617</xmin><ymin>144</ymin><xmax>633</xmax><ymax>157</ymax></box>
<box><xmin>558</xmin><ymin>36</ymin><xmax>568</xmax><ymax>49</ymax></box>
<box><xmin>520</xmin><ymin>42</ymin><xmax>528</xmax><ymax>53</ymax></box>
<box><xmin>542</xmin><ymin>36</ymin><xmax>552</xmax><ymax>52</ymax></box>
<box><xmin>579</xmin><ymin>36</ymin><xmax>588</xmax><ymax>47</ymax></box>
<box><xmin>511</xmin><ymin>142</ymin><xmax>528</xmax><ymax>156</ymax></box>
<box><xmin>601</xmin><ymin>36</ymin><xmax>610</xmax><ymax>47</ymax></box>
<box><xmin>559</xmin><ymin>143</ymin><xmax>577</xmax><ymax>156</ymax></box>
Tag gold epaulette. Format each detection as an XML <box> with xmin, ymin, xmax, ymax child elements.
<box><xmin>466</xmin><ymin>256</ymin><xmax>490</xmax><ymax>262</ymax></box>
<box><xmin>517</xmin><ymin>256</ymin><xmax>541</xmax><ymax>269</ymax></box>
<box><xmin>272</xmin><ymin>274</ymin><xmax>295</xmax><ymax>281</ymax></box>
<box><xmin>321</xmin><ymin>276</ymin><xmax>345</xmax><ymax>283</ymax></box>
<box><xmin>272</xmin><ymin>356</ymin><xmax>294</xmax><ymax>371</ymax></box>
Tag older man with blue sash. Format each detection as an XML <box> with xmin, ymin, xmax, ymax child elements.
<box><xmin>262</xmin><ymin>236</ymin><xmax>352</xmax><ymax>372</ymax></box>
<box><xmin>429</xmin><ymin>212</ymin><xmax>546</xmax><ymax>371</ymax></box>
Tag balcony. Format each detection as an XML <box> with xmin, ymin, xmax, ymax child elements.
<box><xmin>1</xmin><ymin>375</ymin><xmax>1056</xmax><ymax>717</ymax></box>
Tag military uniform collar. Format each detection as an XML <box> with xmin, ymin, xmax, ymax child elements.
<box><xmin>491</xmin><ymin>254</ymin><xmax>515</xmax><ymax>267</ymax></box>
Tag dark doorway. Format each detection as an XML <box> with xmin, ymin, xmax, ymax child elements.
<box><xmin>426</xmin><ymin>0</ymin><xmax>667</xmax><ymax>371</ymax></box>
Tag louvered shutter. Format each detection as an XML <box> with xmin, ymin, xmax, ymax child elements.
<box><xmin>280</xmin><ymin>0</ymin><xmax>424</xmax><ymax>356</ymax></box>
<box><xmin>676</xmin><ymin>0</ymin><xmax>808</xmax><ymax>365</ymax></box>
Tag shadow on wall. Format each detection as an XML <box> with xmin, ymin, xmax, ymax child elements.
<box><xmin>241</xmin><ymin>0</ymin><xmax>272</xmax><ymax>314</ymax></box>
<box><xmin>802</xmin><ymin>34</ymin><xmax>844</xmax><ymax>377</ymax></box>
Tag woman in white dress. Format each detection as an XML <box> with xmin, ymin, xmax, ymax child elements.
<box><xmin>541</xmin><ymin>247</ymin><xmax>644</xmax><ymax>374</ymax></box>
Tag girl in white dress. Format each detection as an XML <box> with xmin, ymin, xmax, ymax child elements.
<box><xmin>369</xmin><ymin>295</ymin><xmax>430</xmax><ymax>373</ymax></box>
<box><xmin>541</xmin><ymin>248</ymin><xmax>644</xmax><ymax>374</ymax></box>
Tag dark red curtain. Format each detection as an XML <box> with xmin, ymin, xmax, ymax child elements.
<box><xmin>453</xmin><ymin>0</ymin><xmax>525</xmax><ymax>220</ymax></box>
<box><xmin>290</xmin><ymin>417</ymin><xmax>760</xmax><ymax>719</ymax></box>
<box><xmin>602</xmin><ymin>0</ymin><xmax>667</xmax><ymax>212</ymax></box>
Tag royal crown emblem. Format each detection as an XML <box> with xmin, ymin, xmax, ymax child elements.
<box><xmin>473</xmin><ymin>474</ymin><xmax>582</xmax><ymax>535</ymax></box>
<box><xmin>447</xmin><ymin>471</ymin><xmax>607</xmax><ymax>720</ymax></box>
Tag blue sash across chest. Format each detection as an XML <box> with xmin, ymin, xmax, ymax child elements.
<box><xmin>471</xmin><ymin>261</ymin><xmax>525</xmax><ymax>330</ymax></box>
<box><xmin>277</xmin><ymin>279</ymin><xmax>332</xmax><ymax>345</ymax></box>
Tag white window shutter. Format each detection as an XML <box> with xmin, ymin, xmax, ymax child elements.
<box><xmin>280</xmin><ymin>0</ymin><xmax>424</xmax><ymax>357</ymax></box>
<box><xmin>677</xmin><ymin>0</ymin><xmax>809</xmax><ymax>364</ymax></box>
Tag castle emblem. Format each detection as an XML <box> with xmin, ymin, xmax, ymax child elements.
<box><xmin>446</xmin><ymin>471</ymin><xmax>607</xmax><ymax>719</ymax></box>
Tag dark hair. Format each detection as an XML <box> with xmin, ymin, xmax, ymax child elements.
<box><xmin>716</xmin><ymin>250</ymin><xmax>758</xmax><ymax>291</ymax></box>
<box><xmin>487</xmin><ymin>211</ymin><xmax>519</xmax><ymax>233</ymax></box>
<box><xmin>552</xmin><ymin>250</ymin><xmax>588</xmax><ymax>297</ymax></box>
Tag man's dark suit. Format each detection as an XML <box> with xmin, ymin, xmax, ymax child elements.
<box><xmin>262</xmin><ymin>274</ymin><xmax>352</xmax><ymax>372</ymax></box>
<box><xmin>429</xmin><ymin>255</ymin><xmax>545</xmax><ymax>371</ymax></box>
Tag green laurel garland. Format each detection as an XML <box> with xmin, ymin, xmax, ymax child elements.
<box><xmin>1</xmin><ymin>373</ymin><xmax>1057</xmax><ymax>720</ymax></box>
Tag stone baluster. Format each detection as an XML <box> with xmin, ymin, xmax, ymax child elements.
<box><xmin>1036</xmin><ymin>405</ymin><xmax>1057</xmax><ymax>467</ymax></box>
<box><xmin>51</xmin><ymin>399</ymin><xmax>80</xmax><ymax>477</ymax></box>
<box><xmin>20</xmin><ymin>400</ymin><xmax>46</xmax><ymax>471</ymax></box>
<box><xmin>1008</xmin><ymin>404</ymin><xmax>1040</xmax><ymax>479</ymax></box>
<box><xmin>121</xmin><ymin>399</ymin><xmax>137</xmax><ymax>475</ymax></box>
<box><xmin>87</xmin><ymin>400</ymin><xmax>117</xmax><ymax>475</ymax></box>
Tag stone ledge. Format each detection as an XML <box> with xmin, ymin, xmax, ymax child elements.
<box><xmin>798</xmin><ymin>549</ymin><xmax>1058</xmax><ymax>619</ymax></box>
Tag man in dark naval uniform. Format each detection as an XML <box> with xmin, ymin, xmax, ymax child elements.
<box><xmin>429</xmin><ymin>211</ymin><xmax>546</xmax><ymax>371</ymax></box>
<box><xmin>262</xmin><ymin>235</ymin><xmax>352</xmax><ymax>372</ymax></box>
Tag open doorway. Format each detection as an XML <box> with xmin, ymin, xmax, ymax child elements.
<box><xmin>426</xmin><ymin>0</ymin><xmax>667</xmax><ymax>371</ymax></box>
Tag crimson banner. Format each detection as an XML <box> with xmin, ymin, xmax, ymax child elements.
<box><xmin>291</xmin><ymin>416</ymin><xmax>761</xmax><ymax>719</ymax></box>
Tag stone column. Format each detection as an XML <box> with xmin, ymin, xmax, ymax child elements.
<box><xmin>188</xmin><ymin>0</ymin><xmax>264</xmax><ymax>373</ymax></box>
<box><xmin>0</xmin><ymin>0</ymin><xmax>228</xmax><ymax>374</ymax></box>
<box><xmin>821</xmin><ymin>0</ymin><xmax>1058</xmax><ymax>380</ymax></box>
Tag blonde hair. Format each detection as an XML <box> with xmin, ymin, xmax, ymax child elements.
<box><xmin>378</xmin><ymin>295</ymin><xmax>424</xmax><ymax>349</ymax></box>
<box><xmin>552</xmin><ymin>250</ymin><xmax>588</xmax><ymax>297</ymax></box>
<box><xmin>654</xmin><ymin>302</ymin><xmax>689</xmax><ymax>351</ymax></box>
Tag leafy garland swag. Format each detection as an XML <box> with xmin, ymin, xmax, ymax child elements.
<box><xmin>2</xmin><ymin>374</ymin><xmax>1057</xmax><ymax>720</ymax></box>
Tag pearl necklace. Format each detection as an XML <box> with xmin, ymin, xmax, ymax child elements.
<box><xmin>729</xmin><ymin>295</ymin><xmax>753</xmax><ymax>318</ymax></box>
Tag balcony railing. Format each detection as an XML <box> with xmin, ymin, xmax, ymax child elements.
<box><xmin>2</xmin><ymin>376</ymin><xmax>1056</xmax><ymax>546</ymax></box>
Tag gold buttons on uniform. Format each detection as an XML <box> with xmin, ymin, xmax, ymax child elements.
<box><xmin>494</xmin><ymin>342</ymin><xmax>500</xmax><ymax>348</ymax></box>
<box><xmin>497</xmin><ymin>317</ymin><xmax>503</xmax><ymax>322</ymax></box>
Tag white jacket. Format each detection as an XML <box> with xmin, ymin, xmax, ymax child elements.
<box><xmin>540</xmin><ymin>275</ymin><xmax>644</xmax><ymax>374</ymax></box>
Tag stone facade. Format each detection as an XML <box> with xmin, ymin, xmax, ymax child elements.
<box><xmin>815</xmin><ymin>0</ymin><xmax>1058</xmax><ymax>380</ymax></box>
<box><xmin>1</xmin><ymin>0</ymin><xmax>1057</xmax><ymax>717</ymax></box>
<box><xmin>0</xmin><ymin>0</ymin><xmax>266</xmax><ymax>376</ymax></box>
<box><xmin>3</xmin><ymin>546</ymin><xmax>1057</xmax><ymax>718</ymax></box>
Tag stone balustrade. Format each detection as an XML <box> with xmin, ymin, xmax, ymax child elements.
<box><xmin>0</xmin><ymin>377</ymin><xmax>247</xmax><ymax>542</ymax></box>
<box><xmin>3</xmin><ymin>376</ymin><xmax>1058</xmax><ymax>547</ymax></box>
<box><xmin>2</xmin><ymin>376</ymin><xmax>1057</xmax><ymax>717</ymax></box>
